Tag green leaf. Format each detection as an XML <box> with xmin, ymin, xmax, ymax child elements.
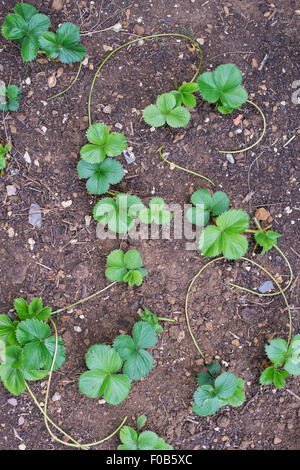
<box><xmin>136</xmin><ymin>415</ymin><xmax>147</xmax><ymax>431</ymax></box>
<box><xmin>141</xmin><ymin>308</ymin><xmax>163</xmax><ymax>334</ymax></box>
<box><xmin>143</xmin><ymin>92</ymin><xmax>191</xmax><ymax>128</ymax></box>
<box><xmin>78</xmin><ymin>345</ymin><xmax>131</xmax><ymax>404</ymax></box>
<box><xmin>93</xmin><ymin>194</ymin><xmax>144</xmax><ymax>234</ymax></box>
<box><xmin>260</xmin><ymin>366</ymin><xmax>289</xmax><ymax>389</ymax></box>
<box><xmin>187</xmin><ymin>189</ymin><xmax>229</xmax><ymax>226</ymax></box>
<box><xmin>193</xmin><ymin>385</ymin><xmax>220</xmax><ymax>416</ymax></box>
<box><xmin>265</xmin><ymin>338</ymin><xmax>288</xmax><ymax>366</ymax></box>
<box><xmin>16</xmin><ymin>318</ymin><xmax>50</xmax><ymax>344</ymax></box>
<box><xmin>6</xmin><ymin>85</ymin><xmax>21</xmax><ymax>100</ymax></box>
<box><xmin>179</xmin><ymin>82</ymin><xmax>199</xmax><ymax>93</ymax></box>
<box><xmin>166</xmin><ymin>106</ymin><xmax>190</xmax><ymax>128</ymax></box>
<box><xmin>0</xmin><ymin>315</ymin><xmax>16</xmax><ymax>343</ymax></box>
<box><xmin>210</xmin><ymin>192</ymin><xmax>230</xmax><ymax>216</ymax></box>
<box><xmin>197</xmin><ymin>64</ymin><xmax>248</xmax><ymax>111</ymax></box>
<box><xmin>139</xmin><ymin>197</ymin><xmax>172</xmax><ymax>225</ymax></box>
<box><xmin>143</xmin><ymin>105</ymin><xmax>165</xmax><ymax>127</ymax></box>
<box><xmin>2</xmin><ymin>13</ymin><xmax>28</xmax><ymax>40</ymax></box>
<box><xmin>138</xmin><ymin>431</ymin><xmax>159</xmax><ymax>450</ymax></box>
<box><xmin>215</xmin><ymin>372</ymin><xmax>238</xmax><ymax>399</ymax></box>
<box><xmin>114</xmin><ymin>322</ymin><xmax>157</xmax><ymax>380</ymax></box>
<box><xmin>197</xmin><ymin>372</ymin><xmax>214</xmax><ymax>386</ymax></box>
<box><xmin>105</xmin><ymin>134</ymin><xmax>127</xmax><ymax>157</ymax></box>
<box><xmin>199</xmin><ymin>209</ymin><xmax>249</xmax><ymax>260</ymax></box>
<box><xmin>206</xmin><ymin>361</ymin><xmax>221</xmax><ymax>376</ymax></box>
<box><xmin>284</xmin><ymin>335</ymin><xmax>300</xmax><ymax>375</ymax></box>
<box><xmin>107</xmin><ymin>249</ymin><xmax>125</xmax><ymax>267</ymax></box>
<box><xmin>21</xmin><ymin>368</ymin><xmax>48</xmax><ymax>381</ymax></box>
<box><xmin>0</xmin><ymin>345</ymin><xmax>25</xmax><ymax>395</ymax></box>
<box><xmin>39</xmin><ymin>23</ymin><xmax>86</xmax><ymax>64</ymax></box>
<box><xmin>81</xmin><ymin>122</ymin><xmax>125</xmax><ymax>163</ymax></box>
<box><xmin>120</xmin><ymin>426</ymin><xmax>138</xmax><ymax>447</ymax></box>
<box><xmin>254</xmin><ymin>230</ymin><xmax>281</xmax><ymax>255</ymax></box>
<box><xmin>225</xmin><ymin>378</ymin><xmax>245</xmax><ymax>407</ymax></box>
<box><xmin>14</xmin><ymin>3</ymin><xmax>38</xmax><ymax>22</ymax></box>
<box><xmin>124</xmin><ymin>250</ymin><xmax>142</xmax><ymax>270</ymax></box>
<box><xmin>77</xmin><ymin>159</ymin><xmax>124</xmax><ymax>195</ymax></box>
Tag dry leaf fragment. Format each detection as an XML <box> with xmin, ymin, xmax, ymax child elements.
<box><xmin>48</xmin><ymin>75</ymin><xmax>56</xmax><ymax>88</ymax></box>
<box><xmin>255</xmin><ymin>207</ymin><xmax>270</xmax><ymax>221</ymax></box>
<box><xmin>252</xmin><ymin>58</ymin><xmax>258</xmax><ymax>68</ymax></box>
<box><xmin>233</xmin><ymin>114</ymin><xmax>243</xmax><ymax>126</ymax></box>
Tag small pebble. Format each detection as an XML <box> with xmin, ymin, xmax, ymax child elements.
<box><xmin>226</xmin><ymin>153</ymin><xmax>235</xmax><ymax>164</ymax></box>
<box><xmin>7</xmin><ymin>398</ymin><xmax>18</xmax><ymax>406</ymax></box>
<box><xmin>52</xmin><ymin>392</ymin><xmax>61</xmax><ymax>402</ymax></box>
<box><xmin>258</xmin><ymin>280</ymin><xmax>274</xmax><ymax>293</ymax></box>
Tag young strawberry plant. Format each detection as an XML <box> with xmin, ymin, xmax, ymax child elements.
<box><xmin>260</xmin><ymin>335</ymin><xmax>300</xmax><ymax>389</ymax></box>
<box><xmin>138</xmin><ymin>197</ymin><xmax>172</xmax><ymax>225</ymax></box>
<box><xmin>193</xmin><ymin>365</ymin><xmax>245</xmax><ymax>416</ymax></box>
<box><xmin>143</xmin><ymin>92</ymin><xmax>191</xmax><ymax>128</ymax></box>
<box><xmin>77</xmin><ymin>158</ymin><xmax>124</xmax><ymax>195</ymax></box>
<box><xmin>0</xmin><ymin>84</ymin><xmax>22</xmax><ymax>112</ymax></box>
<box><xmin>80</xmin><ymin>123</ymin><xmax>127</xmax><ymax>164</ymax></box>
<box><xmin>105</xmin><ymin>249</ymin><xmax>147</xmax><ymax>286</ymax></box>
<box><xmin>93</xmin><ymin>193</ymin><xmax>144</xmax><ymax>233</ymax></box>
<box><xmin>0</xmin><ymin>297</ymin><xmax>65</xmax><ymax>395</ymax></box>
<box><xmin>118</xmin><ymin>415</ymin><xmax>173</xmax><ymax>450</ymax></box>
<box><xmin>141</xmin><ymin>307</ymin><xmax>163</xmax><ymax>333</ymax></box>
<box><xmin>186</xmin><ymin>189</ymin><xmax>229</xmax><ymax>226</ymax></box>
<box><xmin>78</xmin><ymin>321</ymin><xmax>158</xmax><ymax>403</ymax></box>
<box><xmin>170</xmin><ymin>82</ymin><xmax>199</xmax><ymax>108</ymax></box>
<box><xmin>38</xmin><ymin>23</ymin><xmax>86</xmax><ymax>64</ymax></box>
<box><xmin>1</xmin><ymin>3</ymin><xmax>50</xmax><ymax>61</ymax></box>
<box><xmin>197</xmin><ymin>63</ymin><xmax>248</xmax><ymax>114</ymax></box>
<box><xmin>0</xmin><ymin>143</ymin><xmax>10</xmax><ymax>174</ymax></box>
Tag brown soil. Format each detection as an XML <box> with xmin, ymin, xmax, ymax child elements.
<box><xmin>0</xmin><ymin>0</ymin><xmax>299</xmax><ymax>451</ymax></box>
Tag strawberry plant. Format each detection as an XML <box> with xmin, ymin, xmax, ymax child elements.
<box><xmin>0</xmin><ymin>143</ymin><xmax>10</xmax><ymax>174</ymax></box>
<box><xmin>170</xmin><ymin>82</ymin><xmax>199</xmax><ymax>108</ymax></box>
<box><xmin>78</xmin><ymin>321</ymin><xmax>158</xmax><ymax>403</ymax></box>
<box><xmin>105</xmin><ymin>249</ymin><xmax>147</xmax><ymax>286</ymax></box>
<box><xmin>0</xmin><ymin>297</ymin><xmax>65</xmax><ymax>396</ymax></box>
<box><xmin>118</xmin><ymin>415</ymin><xmax>173</xmax><ymax>450</ymax></box>
<box><xmin>80</xmin><ymin>123</ymin><xmax>127</xmax><ymax>164</ymax></box>
<box><xmin>1</xmin><ymin>3</ymin><xmax>50</xmax><ymax>61</ymax></box>
<box><xmin>197</xmin><ymin>63</ymin><xmax>248</xmax><ymax>114</ymax></box>
<box><xmin>0</xmin><ymin>84</ymin><xmax>22</xmax><ymax>112</ymax></box>
<box><xmin>138</xmin><ymin>197</ymin><xmax>172</xmax><ymax>225</ymax></box>
<box><xmin>143</xmin><ymin>92</ymin><xmax>191</xmax><ymax>128</ymax></box>
<box><xmin>141</xmin><ymin>307</ymin><xmax>163</xmax><ymax>333</ymax></box>
<box><xmin>260</xmin><ymin>335</ymin><xmax>300</xmax><ymax>389</ymax></box>
<box><xmin>193</xmin><ymin>364</ymin><xmax>245</xmax><ymax>416</ymax></box>
<box><xmin>78</xmin><ymin>345</ymin><xmax>132</xmax><ymax>404</ymax></box>
<box><xmin>93</xmin><ymin>193</ymin><xmax>144</xmax><ymax>233</ymax></box>
<box><xmin>77</xmin><ymin>158</ymin><xmax>124</xmax><ymax>195</ymax></box>
<box><xmin>186</xmin><ymin>189</ymin><xmax>229</xmax><ymax>226</ymax></box>
<box><xmin>38</xmin><ymin>23</ymin><xmax>86</xmax><ymax>64</ymax></box>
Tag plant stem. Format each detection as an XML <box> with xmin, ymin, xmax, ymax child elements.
<box><xmin>158</xmin><ymin>145</ymin><xmax>215</xmax><ymax>186</ymax></box>
<box><xmin>217</xmin><ymin>100</ymin><xmax>266</xmax><ymax>154</ymax></box>
<box><xmin>185</xmin><ymin>257</ymin><xmax>224</xmax><ymax>359</ymax></box>
<box><xmin>157</xmin><ymin>317</ymin><xmax>176</xmax><ymax>322</ymax></box>
<box><xmin>25</xmin><ymin>317</ymin><xmax>127</xmax><ymax>449</ymax></box>
<box><xmin>47</xmin><ymin>61</ymin><xmax>83</xmax><ymax>102</ymax></box>
<box><xmin>229</xmin><ymin>245</ymin><xmax>293</xmax><ymax>297</ymax></box>
<box><xmin>88</xmin><ymin>33</ymin><xmax>203</xmax><ymax>125</ymax></box>
<box><xmin>51</xmin><ymin>282</ymin><xmax>116</xmax><ymax>316</ymax></box>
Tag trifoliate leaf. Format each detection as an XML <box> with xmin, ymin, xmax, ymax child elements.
<box><xmin>139</xmin><ymin>197</ymin><xmax>172</xmax><ymax>225</ymax></box>
<box><xmin>80</xmin><ymin>123</ymin><xmax>126</xmax><ymax>163</ymax></box>
<box><xmin>215</xmin><ymin>372</ymin><xmax>238</xmax><ymax>399</ymax></box>
<box><xmin>199</xmin><ymin>209</ymin><xmax>249</xmax><ymax>260</ymax></box>
<box><xmin>254</xmin><ymin>230</ymin><xmax>281</xmax><ymax>255</ymax></box>
<box><xmin>265</xmin><ymin>338</ymin><xmax>288</xmax><ymax>367</ymax></box>
<box><xmin>187</xmin><ymin>189</ymin><xmax>229</xmax><ymax>226</ymax></box>
<box><xmin>77</xmin><ymin>158</ymin><xmax>124</xmax><ymax>195</ymax></box>
<box><xmin>197</xmin><ymin>64</ymin><xmax>248</xmax><ymax>112</ymax></box>
<box><xmin>143</xmin><ymin>92</ymin><xmax>191</xmax><ymax>128</ymax></box>
<box><xmin>39</xmin><ymin>23</ymin><xmax>86</xmax><ymax>64</ymax></box>
<box><xmin>93</xmin><ymin>194</ymin><xmax>144</xmax><ymax>234</ymax></box>
<box><xmin>114</xmin><ymin>322</ymin><xmax>157</xmax><ymax>380</ymax></box>
<box><xmin>14</xmin><ymin>298</ymin><xmax>51</xmax><ymax>321</ymax></box>
<box><xmin>105</xmin><ymin>249</ymin><xmax>147</xmax><ymax>286</ymax></box>
<box><xmin>78</xmin><ymin>344</ymin><xmax>131</xmax><ymax>404</ymax></box>
<box><xmin>260</xmin><ymin>366</ymin><xmax>289</xmax><ymax>389</ymax></box>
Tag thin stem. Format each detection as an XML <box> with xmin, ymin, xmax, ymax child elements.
<box><xmin>158</xmin><ymin>145</ymin><xmax>215</xmax><ymax>186</ymax></box>
<box><xmin>185</xmin><ymin>257</ymin><xmax>224</xmax><ymax>359</ymax></box>
<box><xmin>51</xmin><ymin>282</ymin><xmax>116</xmax><ymax>316</ymax></box>
<box><xmin>88</xmin><ymin>33</ymin><xmax>203</xmax><ymax>125</ymax></box>
<box><xmin>229</xmin><ymin>246</ymin><xmax>293</xmax><ymax>297</ymax></box>
<box><xmin>47</xmin><ymin>61</ymin><xmax>83</xmax><ymax>102</ymax></box>
<box><xmin>157</xmin><ymin>317</ymin><xmax>176</xmax><ymax>322</ymax></box>
<box><xmin>217</xmin><ymin>100</ymin><xmax>266</xmax><ymax>154</ymax></box>
<box><xmin>25</xmin><ymin>317</ymin><xmax>127</xmax><ymax>449</ymax></box>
